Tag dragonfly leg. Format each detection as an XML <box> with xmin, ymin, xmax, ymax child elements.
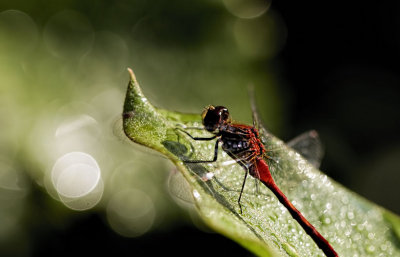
<box><xmin>255</xmin><ymin>179</ymin><xmax>260</xmax><ymax>194</ymax></box>
<box><xmin>184</xmin><ymin>138</ymin><xmax>221</xmax><ymax>163</ymax></box>
<box><xmin>175</xmin><ymin>128</ymin><xmax>217</xmax><ymax>141</ymax></box>
<box><xmin>237</xmin><ymin>169</ymin><xmax>249</xmax><ymax>214</ymax></box>
<box><xmin>226</xmin><ymin>152</ymin><xmax>257</xmax><ymax>214</ymax></box>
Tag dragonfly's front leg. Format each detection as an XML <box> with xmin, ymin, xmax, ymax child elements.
<box><xmin>175</xmin><ymin>128</ymin><xmax>216</xmax><ymax>141</ymax></box>
<box><xmin>184</xmin><ymin>138</ymin><xmax>221</xmax><ymax>163</ymax></box>
<box><xmin>176</xmin><ymin>128</ymin><xmax>221</xmax><ymax>163</ymax></box>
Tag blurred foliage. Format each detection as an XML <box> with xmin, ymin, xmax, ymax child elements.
<box><xmin>0</xmin><ymin>0</ymin><xmax>285</xmax><ymax>256</ymax></box>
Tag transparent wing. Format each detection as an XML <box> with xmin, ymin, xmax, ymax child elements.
<box><xmin>246</xmin><ymin>88</ymin><xmax>324</xmax><ymax>169</ymax></box>
<box><xmin>247</xmin><ymin>84</ymin><xmax>262</xmax><ymax>130</ymax></box>
<box><xmin>286</xmin><ymin>130</ymin><xmax>324</xmax><ymax>169</ymax></box>
<box><xmin>167</xmin><ymin>168</ymin><xmax>194</xmax><ymax>204</ymax></box>
<box><xmin>248</xmin><ymin>84</ymin><xmax>271</xmax><ymax>193</ymax></box>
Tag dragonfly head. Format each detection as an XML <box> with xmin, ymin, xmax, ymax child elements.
<box><xmin>201</xmin><ymin>105</ymin><xmax>231</xmax><ymax>132</ymax></box>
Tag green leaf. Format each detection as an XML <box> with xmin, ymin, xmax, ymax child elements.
<box><xmin>122</xmin><ymin>68</ymin><xmax>400</xmax><ymax>257</ymax></box>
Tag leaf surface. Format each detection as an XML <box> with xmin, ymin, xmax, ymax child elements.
<box><xmin>123</xmin><ymin>69</ymin><xmax>400</xmax><ymax>257</ymax></box>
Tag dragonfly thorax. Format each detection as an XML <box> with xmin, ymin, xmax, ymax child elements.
<box><xmin>219</xmin><ymin>124</ymin><xmax>266</xmax><ymax>165</ymax></box>
<box><xmin>201</xmin><ymin>105</ymin><xmax>265</xmax><ymax>166</ymax></box>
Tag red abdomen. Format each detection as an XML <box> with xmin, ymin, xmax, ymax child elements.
<box><xmin>252</xmin><ymin>158</ymin><xmax>274</xmax><ymax>186</ymax></box>
<box><xmin>253</xmin><ymin>158</ymin><xmax>338</xmax><ymax>257</ymax></box>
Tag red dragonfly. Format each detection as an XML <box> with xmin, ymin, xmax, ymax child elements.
<box><xmin>179</xmin><ymin>105</ymin><xmax>338</xmax><ymax>257</ymax></box>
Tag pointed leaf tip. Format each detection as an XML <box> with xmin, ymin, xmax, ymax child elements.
<box><xmin>122</xmin><ymin>68</ymin><xmax>169</xmax><ymax>151</ymax></box>
<box><xmin>123</xmin><ymin>68</ymin><xmax>148</xmax><ymax>115</ymax></box>
<box><xmin>127</xmin><ymin>67</ymin><xmax>136</xmax><ymax>82</ymax></box>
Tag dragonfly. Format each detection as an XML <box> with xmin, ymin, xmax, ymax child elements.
<box><xmin>177</xmin><ymin>105</ymin><xmax>338</xmax><ymax>257</ymax></box>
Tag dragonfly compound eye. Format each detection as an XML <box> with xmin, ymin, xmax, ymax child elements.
<box><xmin>202</xmin><ymin>105</ymin><xmax>230</xmax><ymax>132</ymax></box>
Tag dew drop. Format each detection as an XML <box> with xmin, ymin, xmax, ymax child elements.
<box><xmin>323</xmin><ymin>217</ymin><xmax>331</xmax><ymax>225</ymax></box>
<box><xmin>357</xmin><ymin>223</ymin><xmax>365</xmax><ymax>231</ymax></box>
<box><xmin>368</xmin><ymin>232</ymin><xmax>375</xmax><ymax>240</ymax></box>
<box><xmin>326</xmin><ymin>202</ymin><xmax>332</xmax><ymax>210</ymax></box>
<box><xmin>192</xmin><ymin>189</ymin><xmax>200</xmax><ymax>200</ymax></box>
<box><xmin>282</xmin><ymin>242</ymin><xmax>299</xmax><ymax>257</ymax></box>
<box><xmin>366</xmin><ymin>245</ymin><xmax>375</xmax><ymax>253</ymax></box>
<box><xmin>202</xmin><ymin>172</ymin><xmax>214</xmax><ymax>181</ymax></box>
<box><xmin>341</xmin><ymin>195</ymin><xmax>349</xmax><ymax>204</ymax></box>
<box><xmin>347</xmin><ymin>211</ymin><xmax>355</xmax><ymax>220</ymax></box>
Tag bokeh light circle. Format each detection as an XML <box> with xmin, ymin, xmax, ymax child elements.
<box><xmin>107</xmin><ymin>188</ymin><xmax>155</xmax><ymax>237</ymax></box>
<box><xmin>51</xmin><ymin>152</ymin><xmax>103</xmax><ymax>210</ymax></box>
<box><xmin>43</xmin><ymin>10</ymin><xmax>94</xmax><ymax>59</ymax></box>
<box><xmin>233</xmin><ymin>12</ymin><xmax>287</xmax><ymax>59</ymax></box>
<box><xmin>56</xmin><ymin>163</ymin><xmax>99</xmax><ymax>198</ymax></box>
<box><xmin>223</xmin><ymin>0</ymin><xmax>271</xmax><ymax>19</ymax></box>
<box><xmin>0</xmin><ymin>10</ymin><xmax>38</xmax><ymax>57</ymax></box>
<box><xmin>59</xmin><ymin>178</ymin><xmax>104</xmax><ymax>211</ymax></box>
<box><xmin>80</xmin><ymin>31</ymin><xmax>129</xmax><ymax>75</ymax></box>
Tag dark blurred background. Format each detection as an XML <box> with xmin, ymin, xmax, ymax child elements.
<box><xmin>0</xmin><ymin>0</ymin><xmax>399</xmax><ymax>256</ymax></box>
